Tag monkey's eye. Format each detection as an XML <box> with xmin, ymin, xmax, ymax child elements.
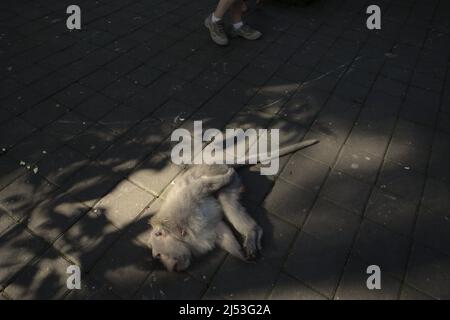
<box><xmin>155</xmin><ymin>253</ymin><xmax>161</xmax><ymax>259</ymax></box>
<box><xmin>154</xmin><ymin>231</ymin><xmax>162</xmax><ymax>237</ymax></box>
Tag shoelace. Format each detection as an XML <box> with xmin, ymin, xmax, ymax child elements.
<box><xmin>215</xmin><ymin>20</ymin><xmax>225</xmax><ymax>34</ymax></box>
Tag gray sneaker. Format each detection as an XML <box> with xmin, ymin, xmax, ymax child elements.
<box><xmin>231</xmin><ymin>24</ymin><xmax>262</xmax><ymax>40</ymax></box>
<box><xmin>204</xmin><ymin>14</ymin><xmax>229</xmax><ymax>46</ymax></box>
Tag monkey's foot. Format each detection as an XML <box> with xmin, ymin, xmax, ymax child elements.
<box><xmin>243</xmin><ymin>225</ymin><xmax>263</xmax><ymax>260</ymax></box>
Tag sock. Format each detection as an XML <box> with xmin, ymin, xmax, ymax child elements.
<box><xmin>212</xmin><ymin>13</ymin><xmax>221</xmax><ymax>23</ymax></box>
<box><xmin>233</xmin><ymin>21</ymin><xmax>244</xmax><ymax>29</ymax></box>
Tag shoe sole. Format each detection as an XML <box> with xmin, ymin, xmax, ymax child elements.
<box><xmin>231</xmin><ymin>31</ymin><xmax>262</xmax><ymax>41</ymax></box>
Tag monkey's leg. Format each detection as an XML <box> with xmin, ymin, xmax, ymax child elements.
<box><xmin>217</xmin><ymin>188</ymin><xmax>263</xmax><ymax>260</ymax></box>
<box><xmin>215</xmin><ymin>221</ymin><xmax>246</xmax><ymax>260</ymax></box>
<box><xmin>195</xmin><ymin>168</ymin><xmax>235</xmax><ymax>195</ymax></box>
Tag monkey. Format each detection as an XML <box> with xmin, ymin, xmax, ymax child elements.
<box><xmin>148</xmin><ymin>139</ymin><xmax>318</xmax><ymax>272</ymax></box>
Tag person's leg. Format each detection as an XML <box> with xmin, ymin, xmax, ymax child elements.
<box><xmin>205</xmin><ymin>0</ymin><xmax>262</xmax><ymax>45</ymax></box>
<box><xmin>230</xmin><ymin>0</ymin><xmax>244</xmax><ymax>23</ymax></box>
<box><xmin>214</xmin><ymin>0</ymin><xmax>238</xmax><ymax>19</ymax></box>
<box><xmin>205</xmin><ymin>0</ymin><xmax>238</xmax><ymax>46</ymax></box>
<box><xmin>230</xmin><ymin>0</ymin><xmax>262</xmax><ymax>40</ymax></box>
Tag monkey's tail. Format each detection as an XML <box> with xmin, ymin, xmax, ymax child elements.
<box><xmin>232</xmin><ymin>139</ymin><xmax>319</xmax><ymax>167</ymax></box>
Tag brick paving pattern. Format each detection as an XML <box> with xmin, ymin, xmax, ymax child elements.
<box><xmin>0</xmin><ymin>0</ymin><xmax>449</xmax><ymax>300</ymax></box>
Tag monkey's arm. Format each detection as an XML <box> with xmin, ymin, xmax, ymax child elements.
<box><xmin>215</xmin><ymin>221</ymin><xmax>246</xmax><ymax>261</ymax></box>
<box><xmin>217</xmin><ymin>189</ymin><xmax>263</xmax><ymax>260</ymax></box>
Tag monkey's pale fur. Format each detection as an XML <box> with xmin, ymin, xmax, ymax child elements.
<box><xmin>148</xmin><ymin>140</ymin><xmax>318</xmax><ymax>272</ymax></box>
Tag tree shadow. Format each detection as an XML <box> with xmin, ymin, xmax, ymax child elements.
<box><xmin>0</xmin><ymin>0</ymin><xmax>447</xmax><ymax>301</ymax></box>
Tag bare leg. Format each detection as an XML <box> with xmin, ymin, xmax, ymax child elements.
<box><xmin>217</xmin><ymin>182</ymin><xmax>263</xmax><ymax>259</ymax></box>
<box><xmin>214</xmin><ymin>0</ymin><xmax>238</xmax><ymax>19</ymax></box>
<box><xmin>215</xmin><ymin>221</ymin><xmax>246</xmax><ymax>260</ymax></box>
<box><xmin>231</xmin><ymin>0</ymin><xmax>244</xmax><ymax>23</ymax></box>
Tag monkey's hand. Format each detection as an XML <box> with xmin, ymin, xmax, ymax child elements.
<box><xmin>243</xmin><ymin>224</ymin><xmax>263</xmax><ymax>260</ymax></box>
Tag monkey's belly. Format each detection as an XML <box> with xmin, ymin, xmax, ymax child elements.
<box><xmin>196</xmin><ymin>197</ymin><xmax>223</xmax><ymax>227</ymax></box>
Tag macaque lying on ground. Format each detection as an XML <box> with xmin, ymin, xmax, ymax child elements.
<box><xmin>148</xmin><ymin>139</ymin><xmax>318</xmax><ymax>272</ymax></box>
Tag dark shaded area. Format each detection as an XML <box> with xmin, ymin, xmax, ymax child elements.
<box><xmin>0</xmin><ymin>0</ymin><xmax>450</xmax><ymax>300</ymax></box>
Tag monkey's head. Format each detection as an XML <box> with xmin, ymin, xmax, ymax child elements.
<box><xmin>148</xmin><ymin>224</ymin><xmax>192</xmax><ymax>272</ymax></box>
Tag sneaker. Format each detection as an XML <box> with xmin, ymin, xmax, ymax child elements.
<box><xmin>204</xmin><ymin>14</ymin><xmax>229</xmax><ymax>46</ymax></box>
<box><xmin>231</xmin><ymin>24</ymin><xmax>262</xmax><ymax>40</ymax></box>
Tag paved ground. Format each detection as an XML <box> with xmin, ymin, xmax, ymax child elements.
<box><xmin>0</xmin><ymin>0</ymin><xmax>449</xmax><ymax>300</ymax></box>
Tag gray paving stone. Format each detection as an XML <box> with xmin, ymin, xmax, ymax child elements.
<box><xmin>74</xmin><ymin>94</ymin><xmax>119</xmax><ymax>121</ymax></box>
<box><xmin>153</xmin><ymin>99</ymin><xmax>197</xmax><ymax>128</ymax></box>
<box><xmin>400</xmin><ymin>87</ymin><xmax>440</xmax><ymax>127</ymax></box>
<box><xmin>205</xmin><ymin>211</ymin><xmax>296</xmax><ymax>299</ymax></box>
<box><xmin>102</xmin><ymin>78</ymin><xmax>142</xmax><ymax>102</ymax></box>
<box><xmin>98</xmin><ymin>104</ymin><xmax>143</xmax><ymax>136</ymax></box>
<box><xmin>303</xmin><ymin>198</ymin><xmax>360</xmax><ymax>248</ymax></box>
<box><xmin>280</xmin><ymin>153</ymin><xmax>329</xmax><ymax>194</ymax></box>
<box><xmin>405</xmin><ymin>243</ymin><xmax>450</xmax><ymax>299</ymax></box>
<box><xmin>80</xmin><ymin>69</ymin><xmax>118</xmax><ymax>91</ymax></box>
<box><xmin>60</xmin><ymin>163</ymin><xmax>123</xmax><ymax>208</ymax></box>
<box><xmin>385</xmin><ymin>120</ymin><xmax>433</xmax><ymax>173</ymax></box>
<box><xmin>263</xmin><ymin>178</ymin><xmax>315</xmax><ymax>227</ymax></box>
<box><xmin>0</xmin><ymin>211</ymin><xmax>15</xmax><ymax>236</ymax></box>
<box><xmin>411</xmin><ymin>71</ymin><xmax>444</xmax><ymax>93</ymax></box>
<box><xmin>0</xmin><ymin>224</ymin><xmax>47</xmax><ymax>287</ymax></box>
<box><xmin>90</xmin><ymin>232</ymin><xmax>153</xmax><ymax>298</ymax></box>
<box><xmin>4</xmin><ymin>248</ymin><xmax>72</xmax><ymax>299</ymax></box>
<box><xmin>53</xmin><ymin>210</ymin><xmax>121</xmax><ymax>271</ymax></box>
<box><xmin>334</xmin><ymin>145</ymin><xmax>383</xmax><ymax>184</ymax></box>
<box><xmin>437</xmin><ymin>112</ymin><xmax>450</xmax><ymax>134</ymax></box>
<box><xmin>68</xmin><ymin>123</ymin><xmax>119</xmax><ymax>160</ymax></box>
<box><xmin>352</xmin><ymin>219</ymin><xmax>410</xmax><ymax>278</ymax></box>
<box><xmin>205</xmin><ymin>255</ymin><xmax>279</xmax><ymax>300</ymax></box>
<box><xmin>321</xmin><ymin>170</ymin><xmax>371</xmax><ymax>215</ymax></box>
<box><xmin>377</xmin><ymin>160</ymin><xmax>425</xmax><ymax>203</ymax></box>
<box><xmin>414</xmin><ymin>206</ymin><xmax>450</xmax><ymax>256</ymax></box>
<box><xmin>275</xmin><ymin>63</ymin><xmax>312</xmax><ymax>83</ymax></box>
<box><xmin>428</xmin><ymin>147</ymin><xmax>450</xmax><ymax>185</ymax></box>
<box><xmin>300</xmin><ymin>130</ymin><xmax>343</xmax><ymax>166</ymax></box>
<box><xmin>53</xmin><ymin>83</ymin><xmax>96</xmax><ymax>109</ymax></box>
<box><xmin>0</xmin><ymin>117</ymin><xmax>36</xmax><ymax>149</ymax></box>
<box><xmin>285</xmin><ymin>232</ymin><xmax>349</xmax><ymax>298</ymax></box>
<box><xmin>0</xmin><ymin>0</ymin><xmax>448</xmax><ymax>300</ymax></box>
<box><xmin>0</xmin><ymin>156</ymin><xmax>26</xmax><ymax>191</ymax></box>
<box><xmin>334</xmin><ymin>80</ymin><xmax>370</xmax><ymax>104</ymax></box>
<box><xmin>21</xmin><ymin>99</ymin><xmax>69</xmax><ymax>129</ymax></box>
<box><xmin>237</xmin><ymin>165</ymin><xmax>277</xmax><ymax>206</ymax></box>
<box><xmin>65</xmin><ymin>275</ymin><xmax>121</xmax><ymax>300</ymax></box>
<box><xmin>128</xmin><ymin>152</ymin><xmax>182</xmax><ymax>196</ymax></box>
<box><xmin>36</xmin><ymin>146</ymin><xmax>89</xmax><ymax>186</ymax></box>
<box><xmin>422</xmin><ymin>177</ymin><xmax>450</xmax><ymax>217</ymax></box>
<box><xmin>93</xmin><ymin>180</ymin><xmax>154</xmax><ymax>229</ymax></box>
<box><xmin>43</xmin><ymin>112</ymin><xmax>93</xmax><ymax>143</ymax></box>
<box><xmin>399</xmin><ymin>285</ymin><xmax>434</xmax><ymax>300</ymax></box>
<box><xmin>22</xmin><ymin>194</ymin><xmax>89</xmax><ymax>242</ymax></box>
<box><xmin>380</xmin><ymin>62</ymin><xmax>412</xmax><ymax>84</ymax></box>
<box><xmin>246</xmin><ymin>77</ymin><xmax>298</xmax><ymax>115</ymax></box>
<box><xmin>278</xmin><ymin>88</ymin><xmax>329</xmax><ymax>127</ymax></box>
<box><xmin>365</xmin><ymin>188</ymin><xmax>417</xmax><ymax>236</ymax></box>
<box><xmin>335</xmin><ymin>255</ymin><xmax>402</xmax><ymax>300</ymax></box>
<box><xmin>269</xmin><ymin>273</ymin><xmax>327</xmax><ymax>300</ymax></box>
<box><xmin>136</xmin><ymin>271</ymin><xmax>206</xmax><ymax>300</ymax></box>
<box><xmin>372</xmin><ymin>76</ymin><xmax>408</xmax><ymax>98</ymax></box>
<box><xmin>0</xmin><ymin>171</ymin><xmax>57</xmax><ymax>221</ymax></box>
<box><xmin>311</xmin><ymin>95</ymin><xmax>360</xmax><ymax>142</ymax></box>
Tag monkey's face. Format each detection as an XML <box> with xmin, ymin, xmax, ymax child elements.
<box><xmin>148</xmin><ymin>226</ymin><xmax>192</xmax><ymax>272</ymax></box>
